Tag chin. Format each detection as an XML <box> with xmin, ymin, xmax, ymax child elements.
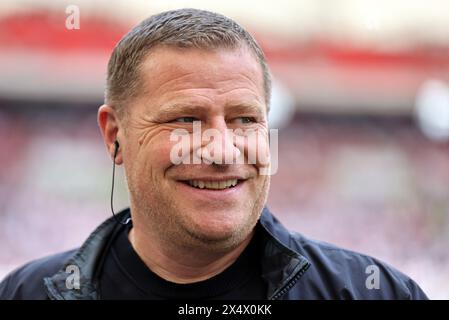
<box><xmin>185</xmin><ymin>212</ymin><xmax>250</xmax><ymax>243</ymax></box>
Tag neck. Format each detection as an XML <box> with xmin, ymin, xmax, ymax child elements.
<box><xmin>128</xmin><ymin>225</ymin><xmax>254</xmax><ymax>284</ymax></box>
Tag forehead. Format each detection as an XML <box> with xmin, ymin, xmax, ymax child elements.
<box><xmin>136</xmin><ymin>46</ymin><xmax>265</xmax><ymax>109</ymax></box>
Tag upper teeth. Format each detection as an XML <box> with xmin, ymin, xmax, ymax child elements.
<box><xmin>188</xmin><ymin>179</ymin><xmax>238</xmax><ymax>189</ymax></box>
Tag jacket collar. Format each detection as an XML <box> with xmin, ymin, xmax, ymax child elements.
<box><xmin>44</xmin><ymin>207</ymin><xmax>310</xmax><ymax>300</ymax></box>
<box><xmin>258</xmin><ymin>207</ymin><xmax>311</xmax><ymax>299</ymax></box>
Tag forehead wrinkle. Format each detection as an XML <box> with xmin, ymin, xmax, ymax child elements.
<box><xmin>138</xmin><ymin>48</ymin><xmax>266</xmax><ymax>114</ymax></box>
<box><xmin>143</xmin><ymin>71</ymin><xmax>198</xmax><ymax>98</ymax></box>
<box><xmin>143</xmin><ymin>53</ymin><xmax>262</xmax><ymax>96</ymax></box>
<box><xmin>214</xmin><ymin>75</ymin><xmax>263</xmax><ymax>99</ymax></box>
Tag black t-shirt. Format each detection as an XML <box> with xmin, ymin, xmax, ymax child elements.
<box><xmin>98</xmin><ymin>222</ymin><xmax>267</xmax><ymax>300</ymax></box>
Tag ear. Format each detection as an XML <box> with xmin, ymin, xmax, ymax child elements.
<box><xmin>97</xmin><ymin>104</ymin><xmax>123</xmax><ymax>164</ymax></box>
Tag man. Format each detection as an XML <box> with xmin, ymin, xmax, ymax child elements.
<box><xmin>0</xmin><ymin>8</ymin><xmax>427</xmax><ymax>300</ymax></box>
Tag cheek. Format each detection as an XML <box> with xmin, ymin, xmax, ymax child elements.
<box><xmin>146</xmin><ymin>138</ymin><xmax>177</xmax><ymax>168</ymax></box>
<box><xmin>243</xmin><ymin>129</ymin><xmax>270</xmax><ymax>170</ymax></box>
<box><xmin>248</xmin><ymin>175</ymin><xmax>270</xmax><ymax>213</ymax></box>
<box><xmin>126</xmin><ymin>131</ymin><xmax>177</xmax><ymax>182</ymax></box>
<box><xmin>139</xmin><ymin>127</ymin><xmax>179</xmax><ymax>164</ymax></box>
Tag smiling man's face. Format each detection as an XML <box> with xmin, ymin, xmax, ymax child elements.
<box><xmin>122</xmin><ymin>46</ymin><xmax>271</xmax><ymax>251</ymax></box>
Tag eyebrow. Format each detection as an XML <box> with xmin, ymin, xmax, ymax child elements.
<box><xmin>156</xmin><ymin>104</ymin><xmax>204</xmax><ymax>116</ymax></box>
<box><xmin>226</xmin><ymin>103</ymin><xmax>266</xmax><ymax>118</ymax></box>
<box><xmin>155</xmin><ymin>102</ymin><xmax>266</xmax><ymax>119</ymax></box>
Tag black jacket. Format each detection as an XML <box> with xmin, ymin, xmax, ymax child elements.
<box><xmin>0</xmin><ymin>207</ymin><xmax>428</xmax><ymax>300</ymax></box>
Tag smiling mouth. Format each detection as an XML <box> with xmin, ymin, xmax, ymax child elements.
<box><xmin>180</xmin><ymin>179</ymin><xmax>242</xmax><ymax>190</ymax></box>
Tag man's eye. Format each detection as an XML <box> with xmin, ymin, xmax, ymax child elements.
<box><xmin>235</xmin><ymin>117</ymin><xmax>256</xmax><ymax>124</ymax></box>
<box><xmin>172</xmin><ymin>117</ymin><xmax>198</xmax><ymax>123</ymax></box>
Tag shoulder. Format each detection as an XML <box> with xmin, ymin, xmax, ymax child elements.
<box><xmin>0</xmin><ymin>249</ymin><xmax>77</xmax><ymax>300</ymax></box>
<box><xmin>287</xmin><ymin>232</ymin><xmax>428</xmax><ymax>299</ymax></box>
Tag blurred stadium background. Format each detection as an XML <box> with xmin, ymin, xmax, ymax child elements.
<box><xmin>0</xmin><ymin>0</ymin><xmax>448</xmax><ymax>299</ymax></box>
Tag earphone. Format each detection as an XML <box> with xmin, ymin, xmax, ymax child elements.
<box><xmin>111</xmin><ymin>140</ymin><xmax>131</xmax><ymax>225</ymax></box>
<box><xmin>113</xmin><ymin>140</ymin><xmax>119</xmax><ymax>158</ymax></box>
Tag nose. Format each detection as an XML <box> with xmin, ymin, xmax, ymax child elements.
<box><xmin>196</xmin><ymin>118</ymin><xmax>241</xmax><ymax>165</ymax></box>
